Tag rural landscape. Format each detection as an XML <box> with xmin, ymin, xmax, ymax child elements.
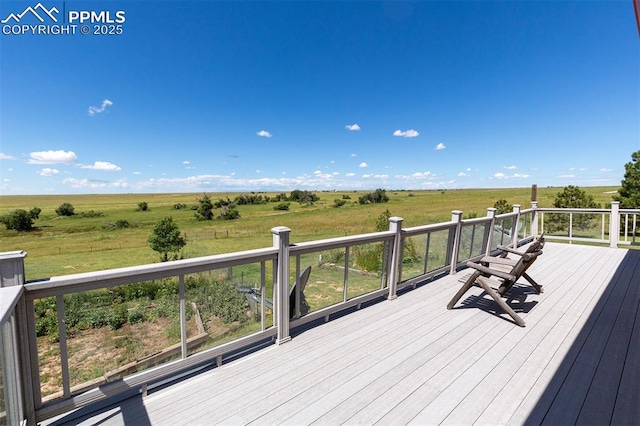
<box><xmin>0</xmin><ymin>185</ymin><xmax>622</xmax><ymax>400</ymax></box>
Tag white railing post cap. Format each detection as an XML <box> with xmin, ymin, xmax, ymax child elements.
<box><xmin>271</xmin><ymin>226</ymin><xmax>291</xmax><ymax>235</ymax></box>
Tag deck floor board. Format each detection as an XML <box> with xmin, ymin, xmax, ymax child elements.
<box><xmin>44</xmin><ymin>243</ymin><xmax>640</xmax><ymax>426</ymax></box>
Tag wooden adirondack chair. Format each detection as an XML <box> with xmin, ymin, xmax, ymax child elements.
<box><xmin>447</xmin><ymin>238</ymin><xmax>544</xmax><ymax>327</ymax></box>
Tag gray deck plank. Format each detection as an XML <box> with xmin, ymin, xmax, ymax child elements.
<box><xmin>474</xmin><ymin>247</ymin><xmax>625</xmax><ymax>425</ymax></box>
<box><xmin>44</xmin><ymin>243</ymin><xmax>638</xmax><ymax>426</ymax></box>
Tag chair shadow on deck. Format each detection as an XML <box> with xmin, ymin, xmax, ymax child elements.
<box><xmin>452</xmin><ymin>283</ymin><xmax>539</xmax><ymax>326</ymax></box>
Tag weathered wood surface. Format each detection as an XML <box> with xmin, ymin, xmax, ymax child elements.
<box><xmin>44</xmin><ymin>243</ymin><xmax>640</xmax><ymax>426</ymax></box>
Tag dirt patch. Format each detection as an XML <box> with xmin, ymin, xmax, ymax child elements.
<box><xmin>38</xmin><ymin>317</ymin><xmax>201</xmax><ymax>397</ymax></box>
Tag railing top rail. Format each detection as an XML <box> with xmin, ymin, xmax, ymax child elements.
<box><xmin>0</xmin><ymin>285</ymin><xmax>23</xmax><ymax>325</ymax></box>
<box><xmin>537</xmin><ymin>207</ymin><xmax>612</xmax><ymax>213</ymax></box>
<box><xmin>402</xmin><ymin>220</ymin><xmax>457</xmax><ymax>237</ymax></box>
<box><xmin>620</xmin><ymin>208</ymin><xmax>640</xmax><ymax>213</ymax></box>
<box><xmin>461</xmin><ymin>216</ymin><xmax>493</xmax><ymax>226</ymax></box>
<box><xmin>25</xmin><ymin>247</ymin><xmax>278</xmax><ymax>298</ymax></box>
<box><xmin>495</xmin><ymin>211</ymin><xmax>520</xmax><ymax>219</ymax></box>
<box><xmin>290</xmin><ymin>231</ymin><xmax>394</xmax><ymax>255</ymax></box>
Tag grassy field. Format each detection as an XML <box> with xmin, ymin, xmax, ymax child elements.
<box><xmin>1</xmin><ymin>186</ymin><xmax>618</xmax><ymax>279</ymax></box>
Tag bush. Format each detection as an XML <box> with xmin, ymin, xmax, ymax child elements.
<box><xmin>137</xmin><ymin>201</ymin><xmax>149</xmax><ymax>211</ymax></box>
<box><xmin>219</xmin><ymin>207</ymin><xmax>240</xmax><ymax>220</ymax></box>
<box><xmin>274</xmin><ymin>202</ymin><xmax>290</xmax><ymax>211</ymax></box>
<box><xmin>195</xmin><ymin>194</ymin><xmax>214</xmax><ymax>220</ymax></box>
<box><xmin>358</xmin><ymin>189</ymin><xmax>389</xmax><ymax>204</ymax></box>
<box><xmin>56</xmin><ymin>202</ymin><xmax>75</xmax><ymax>216</ymax></box>
<box><xmin>174</xmin><ymin>203</ymin><xmax>187</xmax><ymax>210</ymax></box>
<box><xmin>115</xmin><ymin>219</ymin><xmax>131</xmax><ymax>229</ymax></box>
<box><xmin>1</xmin><ymin>209</ymin><xmax>35</xmax><ymax>231</ymax></box>
<box><xmin>494</xmin><ymin>199</ymin><xmax>512</xmax><ymax>215</ymax></box>
<box><xmin>332</xmin><ymin>199</ymin><xmax>346</xmax><ymax>208</ymax></box>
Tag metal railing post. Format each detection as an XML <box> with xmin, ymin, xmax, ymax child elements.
<box><xmin>449</xmin><ymin>211</ymin><xmax>463</xmax><ymax>275</ymax></box>
<box><xmin>387</xmin><ymin>217</ymin><xmax>403</xmax><ymax>300</ymax></box>
<box><xmin>610</xmin><ymin>201</ymin><xmax>620</xmax><ymax>248</ymax></box>
<box><xmin>485</xmin><ymin>208</ymin><xmax>497</xmax><ymax>256</ymax></box>
<box><xmin>272</xmin><ymin>226</ymin><xmax>292</xmax><ymax>345</ymax></box>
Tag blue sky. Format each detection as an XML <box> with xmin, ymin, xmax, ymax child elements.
<box><xmin>1</xmin><ymin>1</ymin><xmax>638</xmax><ymax>195</ymax></box>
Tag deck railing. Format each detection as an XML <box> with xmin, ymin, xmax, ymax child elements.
<box><xmin>1</xmin><ymin>201</ymin><xmax>635</xmax><ymax>425</ymax></box>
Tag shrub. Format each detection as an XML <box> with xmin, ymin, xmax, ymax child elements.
<box><xmin>56</xmin><ymin>202</ymin><xmax>75</xmax><ymax>216</ymax></box>
<box><xmin>1</xmin><ymin>209</ymin><xmax>35</xmax><ymax>231</ymax></box>
<box><xmin>332</xmin><ymin>199</ymin><xmax>346</xmax><ymax>208</ymax></box>
<box><xmin>195</xmin><ymin>194</ymin><xmax>214</xmax><ymax>220</ymax></box>
<box><xmin>274</xmin><ymin>202</ymin><xmax>290</xmax><ymax>211</ymax></box>
<box><xmin>358</xmin><ymin>189</ymin><xmax>389</xmax><ymax>204</ymax></box>
<box><xmin>174</xmin><ymin>203</ymin><xmax>187</xmax><ymax>210</ymax></box>
<box><xmin>218</xmin><ymin>207</ymin><xmax>240</xmax><ymax>220</ymax></box>
<box><xmin>494</xmin><ymin>199</ymin><xmax>512</xmax><ymax>215</ymax></box>
<box><xmin>137</xmin><ymin>201</ymin><xmax>149</xmax><ymax>211</ymax></box>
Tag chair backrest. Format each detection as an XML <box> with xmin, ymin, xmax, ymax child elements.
<box><xmin>289</xmin><ymin>266</ymin><xmax>312</xmax><ymax>318</ymax></box>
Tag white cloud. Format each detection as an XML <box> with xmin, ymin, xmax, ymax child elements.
<box><xmin>182</xmin><ymin>160</ymin><xmax>190</xmax><ymax>165</ymax></box>
<box><xmin>504</xmin><ymin>165</ymin><xmax>517</xmax><ymax>170</ymax></box>
<box><xmin>393</xmin><ymin>129</ymin><xmax>419</xmax><ymax>138</ymax></box>
<box><xmin>133</xmin><ymin>171</ymin><xmax>142</xmax><ymax>175</ymax></box>
<box><xmin>466</xmin><ymin>167</ymin><xmax>472</xmax><ymax>172</ymax></box>
<box><xmin>39</xmin><ymin>168</ymin><xmax>59</xmax><ymax>176</ymax></box>
<box><xmin>559</xmin><ymin>174</ymin><xmax>575</xmax><ymax>178</ymax></box>
<box><xmin>62</xmin><ymin>177</ymin><xmax>128</xmax><ymax>189</ymax></box>
<box><xmin>88</xmin><ymin>99</ymin><xmax>113</xmax><ymax>116</ymax></box>
<box><xmin>81</xmin><ymin>161</ymin><xmax>122</xmax><ymax>171</ymax></box>
<box><xmin>412</xmin><ymin>171</ymin><xmax>432</xmax><ymax>178</ymax></box>
<box><xmin>345</xmin><ymin>124</ymin><xmax>361</xmax><ymax>131</ymax></box>
<box><xmin>350</xmin><ymin>153</ymin><xmax>357</xmax><ymax>157</ymax></box>
<box><xmin>493</xmin><ymin>172</ymin><xmax>508</xmax><ymax>179</ymax></box>
<box><xmin>28</xmin><ymin>150</ymin><xmax>77</xmax><ymax>164</ymax></box>
<box><xmin>434</xmin><ymin>142</ymin><xmax>446</xmax><ymax>150</ymax></box>
<box><xmin>599</xmin><ymin>168</ymin><xmax>612</xmax><ymax>172</ymax></box>
<box><xmin>458</xmin><ymin>172</ymin><xmax>468</xmax><ymax>177</ymax></box>
<box><xmin>256</xmin><ymin>130</ymin><xmax>272</xmax><ymax>138</ymax></box>
<box><xmin>0</xmin><ymin>153</ymin><xmax>16</xmax><ymax>160</ymax></box>
<box><xmin>512</xmin><ymin>173</ymin><xmax>530</xmax><ymax>178</ymax></box>
<box><xmin>346</xmin><ymin>172</ymin><xmax>355</xmax><ymax>177</ymax></box>
<box><xmin>359</xmin><ymin>162</ymin><xmax>368</xmax><ymax>168</ymax></box>
<box><xmin>256</xmin><ymin>169</ymin><xmax>262</xmax><ymax>173</ymax></box>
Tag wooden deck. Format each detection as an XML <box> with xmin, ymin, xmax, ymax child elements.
<box><xmin>44</xmin><ymin>243</ymin><xmax>640</xmax><ymax>425</ymax></box>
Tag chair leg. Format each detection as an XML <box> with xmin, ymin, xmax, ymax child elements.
<box><xmin>477</xmin><ymin>277</ymin><xmax>526</xmax><ymax>327</ymax></box>
<box><xmin>447</xmin><ymin>271</ymin><xmax>481</xmax><ymax>310</ymax></box>
<box><xmin>522</xmin><ymin>272</ymin><xmax>543</xmax><ymax>293</ymax></box>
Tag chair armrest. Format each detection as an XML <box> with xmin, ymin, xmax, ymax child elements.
<box><xmin>496</xmin><ymin>245</ymin><xmax>525</xmax><ymax>257</ymax></box>
<box><xmin>466</xmin><ymin>261</ymin><xmax>517</xmax><ymax>282</ymax></box>
<box><xmin>479</xmin><ymin>256</ymin><xmax>517</xmax><ymax>266</ymax></box>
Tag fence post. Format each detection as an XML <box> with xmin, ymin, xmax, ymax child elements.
<box><xmin>272</xmin><ymin>226</ymin><xmax>292</xmax><ymax>345</ymax></box>
<box><xmin>610</xmin><ymin>201</ymin><xmax>620</xmax><ymax>248</ymax></box>
<box><xmin>449</xmin><ymin>211</ymin><xmax>463</xmax><ymax>275</ymax></box>
<box><xmin>387</xmin><ymin>217</ymin><xmax>403</xmax><ymax>300</ymax></box>
<box><xmin>485</xmin><ymin>208</ymin><xmax>497</xmax><ymax>256</ymax></box>
<box><xmin>531</xmin><ymin>201</ymin><xmax>539</xmax><ymax>238</ymax></box>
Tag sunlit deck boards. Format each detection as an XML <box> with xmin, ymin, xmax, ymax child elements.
<box><xmin>46</xmin><ymin>243</ymin><xmax>640</xmax><ymax>425</ymax></box>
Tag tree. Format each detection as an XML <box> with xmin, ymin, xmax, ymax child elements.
<box><xmin>546</xmin><ymin>185</ymin><xmax>600</xmax><ymax>234</ymax></box>
<box><xmin>358</xmin><ymin>188</ymin><xmax>389</xmax><ymax>204</ymax></box>
<box><xmin>613</xmin><ymin>150</ymin><xmax>640</xmax><ymax>208</ymax></box>
<box><xmin>194</xmin><ymin>194</ymin><xmax>214</xmax><ymax>220</ymax></box>
<box><xmin>148</xmin><ymin>217</ymin><xmax>186</xmax><ymax>261</ymax></box>
<box><xmin>56</xmin><ymin>202</ymin><xmax>75</xmax><ymax>216</ymax></box>
<box><xmin>493</xmin><ymin>199</ymin><xmax>512</xmax><ymax>215</ymax></box>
